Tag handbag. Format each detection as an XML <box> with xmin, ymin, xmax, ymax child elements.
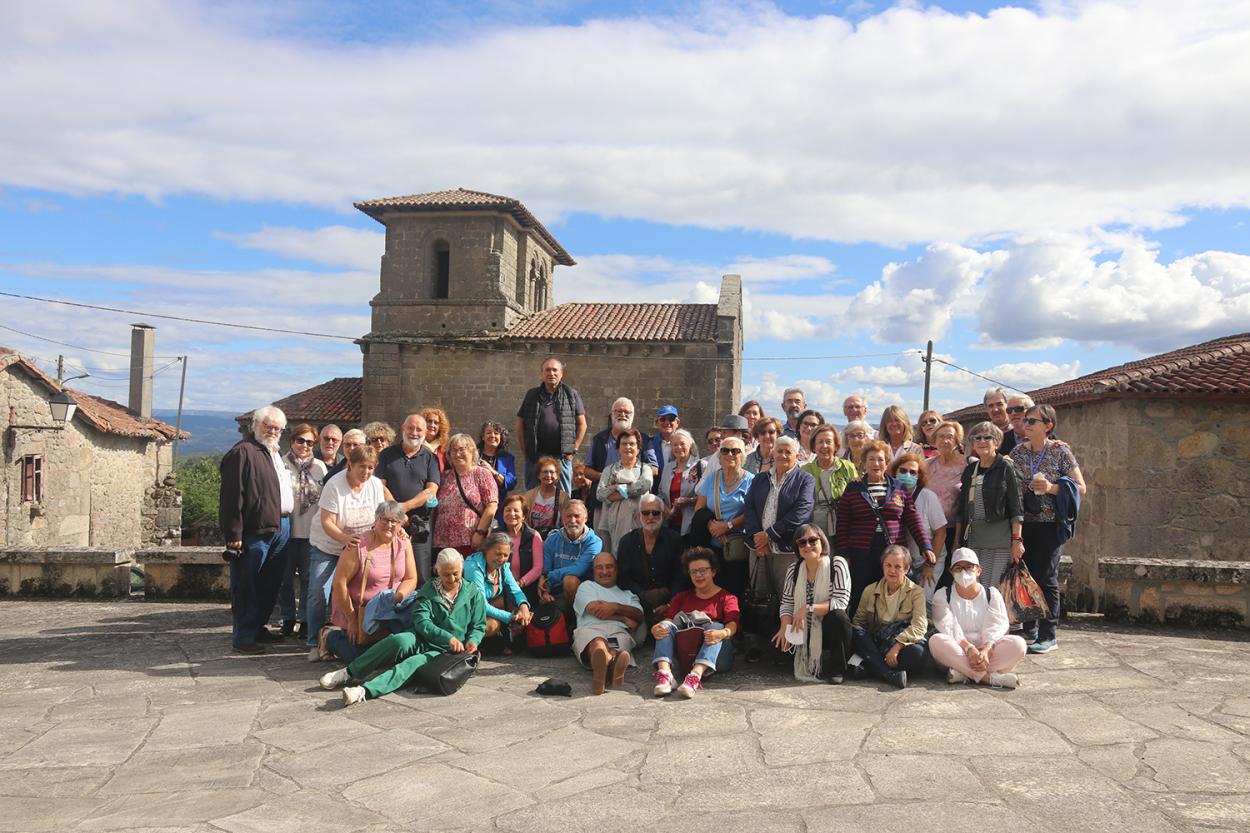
<box><xmin>352</xmin><ymin>537</ymin><xmax>400</xmax><ymax>647</ymax></box>
<box><xmin>454</xmin><ymin>468</ymin><xmax>495</xmax><ymax>533</ymax></box>
<box><xmin>742</xmin><ymin>549</ymin><xmax>781</xmax><ymax>636</ymax></box>
<box><xmin>410</xmin><ymin>650</ymin><xmax>479</xmax><ymax>696</ymax></box>
<box><xmin>713</xmin><ymin>471</ymin><xmax>749</xmax><ymax>563</ymax></box>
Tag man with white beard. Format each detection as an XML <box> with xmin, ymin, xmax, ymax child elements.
<box><xmin>220</xmin><ymin>405</ymin><xmax>295</xmax><ymax>654</ymax></box>
<box><xmin>582</xmin><ymin>397</ymin><xmax>659</xmax><ymax>523</ymax></box>
<box><xmin>375</xmin><ymin>413</ymin><xmax>441</xmax><ymax>583</ymax></box>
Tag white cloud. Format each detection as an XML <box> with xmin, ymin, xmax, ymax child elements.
<box><xmin>3</xmin><ymin>1</ymin><xmax>1249</xmax><ymax>244</ymax></box>
<box><xmin>223</xmin><ymin>225</ymin><xmax>384</xmax><ymax>270</ymax></box>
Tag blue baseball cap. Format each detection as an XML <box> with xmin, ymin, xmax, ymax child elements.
<box><xmin>656</xmin><ymin>405</ymin><xmax>679</xmax><ymax>419</ymax></box>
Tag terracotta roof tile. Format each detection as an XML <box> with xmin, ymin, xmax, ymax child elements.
<box><xmin>1</xmin><ymin>350</ymin><xmax>185</xmax><ymax>441</ymax></box>
<box><xmin>236</xmin><ymin>377</ymin><xmax>362</xmax><ymax>426</ymax></box>
<box><xmin>354</xmin><ymin>187</ymin><xmax>575</xmax><ymax>266</ymax></box>
<box><xmin>945</xmin><ymin>332</ymin><xmax>1250</xmax><ymax>420</ymax></box>
<box><xmin>504</xmin><ymin>303</ymin><xmax>719</xmax><ymax>342</ymax></box>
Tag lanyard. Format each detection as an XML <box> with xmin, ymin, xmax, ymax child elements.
<box><xmin>1028</xmin><ymin>442</ymin><xmax>1050</xmax><ymax>478</ymax></box>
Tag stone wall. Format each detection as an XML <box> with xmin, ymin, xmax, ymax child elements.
<box><xmin>143</xmin><ymin>475</ymin><xmax>183</xmax><ymax>546</ymax></box>
<box><xmin>0</xmin><ymin>548</ymin><xmax>133</xmax><ymax>597</ymax></box>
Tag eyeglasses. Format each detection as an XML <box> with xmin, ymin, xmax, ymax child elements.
<box><xmin>801</xmin><ymin>422</ymin><xmax>820</xmax><ymax>430</ymax></box>
<box><xmin>896</xmin><ymin>469</ymin><xmax>920</xmax><ymax>477</ymax></box>
<box><xmin>1007</xmin><ymin>406</ymin><xmax>1027</xmax><ymax>414</ymax></box>
<box><xmin>368</xmin><ymin>437</ymin><xmax>387</xmax><ymax>444</ymax></box>
<box><xmin>1023</xmin><ymin>417</ymin><xmax>1050</xmax><ymax>426</ymax></box>
<box><xmin>846</xmin><ymin>432</ymin><xmax>868</xmax><ymax>440</ymax></box>
<box><xmin>688</xmin><ymin>567</ymin><xmax>712</xmax><ymax>576</ymax></box>
<box><xmin>321</xmin><ymin>436</ymin><xmax>340</xmax><ymax>444</ymax></box>
<box><xmin>921</xmin><ymin>418</ymin><xmax>939</xmax><ymax>426</ymax></box>
<box><xmin>719</xmin><ymin>447</ymin><xmax>743</xmax><ymax>456</ymax></box>
<box><xmin>639</xmin><ymin>509</ymin><xmax>663</xmax><ymax>517</ymax></box>
<box><xmin>971</xmin><ymin>434</ymin><xmax>995</xmax><ymax>442</ymax></box>
<box><xmin>795</xmin><ymin>536</ymin><xmax>821</xmax><ymax>548</ymax></box>
<box><xmin>292</xmin><ymin>437</ymin><xmax>315</xmax><ymax>446</ymax></box>
<box><xmin>380</xmin><ymin>518</ymin><xmax>403</xmax><ymax>526</ymax></box>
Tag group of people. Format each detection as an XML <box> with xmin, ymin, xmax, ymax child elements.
<box><xmin>220</xmin><ymin>359</ymin><xmax>1085</xmax><ymax>705</ymax></box>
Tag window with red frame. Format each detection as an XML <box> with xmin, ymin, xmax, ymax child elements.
<box><xmin>21</xmin><ymin>455</ymin><xmax>43</xmax><ymax>502</ymax></box>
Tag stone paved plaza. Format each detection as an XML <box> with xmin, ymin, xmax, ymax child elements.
<box><xmin>3</xmin><ymin>600</ymin><xmax>1250</xmax><ymax>832</ymax></box>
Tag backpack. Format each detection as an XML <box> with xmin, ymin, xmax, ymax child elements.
<box><xmin>524</xmin><ymin>602</ymin><xmax>573</xmax><ymax>657</ymax></box>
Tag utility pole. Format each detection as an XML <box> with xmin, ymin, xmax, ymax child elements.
<box><xmin>56</xmin><ymin>355</ymin><xmax>64</xmax><ymax>385</ymax></box>
<box><xmin>922</xmin><ymin>341</ymin><xmax>933</xmax><ymax>411</ymax></box>
<box><xmin>172</xmin><ymin>357</ymin><xmax>188</xmax><ymax>468</ymax></box>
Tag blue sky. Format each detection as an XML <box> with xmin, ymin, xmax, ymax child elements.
<box><xmin>2</xmin><ymin>0</ymin><xmax>1249</xmax><ymax>426</ymax></box>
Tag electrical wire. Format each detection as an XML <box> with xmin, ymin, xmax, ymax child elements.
<box><xmin>0</xmin><ymin>321</ymin><xmax>179</xmax><ymax>359</ymax></box>
<box><xmin>927</xmin><ymin>356</ymin><xmax>1028</xmax><ymax>394</ymax></box>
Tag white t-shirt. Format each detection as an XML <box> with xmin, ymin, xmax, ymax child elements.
<box><xmin>905</xmin><ymin>487</ymin><xmax>947</xmax><ymax>568</ymax></box>
<box><xmin>308</xmin><ymin>470</ymin><xmax>387</xmax><ymax>555</ymax></box>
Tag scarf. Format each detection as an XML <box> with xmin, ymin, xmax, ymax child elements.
<box><xmin>286</xmin><ymin>451</ymin><xmax>319</xmax><ymax>514</ymax></box>
<box><xmin>791</xmin><ymin>556</ymin><xmax>832</xmax><ymax>682</ymax></box>
<box><xmin>436</xmin><ymin>582</ymin><xmax>460</xmax><ymax>609</ymax></box>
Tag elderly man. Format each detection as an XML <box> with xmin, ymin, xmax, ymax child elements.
<box><xmin>316</xmin><ymin>424</ymin><xmax>342</xmax><ymax>467</ymax></box>
<box><xmin>322</xmin><ymin>428</ymin><xmax>365</xmax><ymax>485</ymax></box>
<box><xmin>983</xmin><ymin>388</ymin><xmax>1016</xmax><ymax>455</ymax></box>
<box><xmin>583</xmin><ymin>397</ymin><xmax>659</xmax><ymax>518</ymax></box>
<box><xmin>573</xmin><ymin>552</ymin><xmax>644</xmax><ymax>695</ymax></box>
<box><xmin>615</xmin><ymin>493</ymin><xmax>687</xmax><ymax>621</ymax></box>
<box><xmin>648</xmin><ymin>405</ymin><xmax>680</xmax><ymax>487</ymax></box>
<box><xmin>781</xmin><ymin>388</ymin><xmax>806</xmax><ymax>439</ymax></box>
<box><xmin>376</xmin><ymin>413</ymin><xmax>441</xmax><ymax>583</ymax></box>
<box><xmin>841</xmin><ymin>395</ymin><xmax>878</xmax><ymax>439</ymax></box>
<box><xmin>220</xmin><ymin>405</ymin><xmax>295</xmax><ymax>654</ymax></box>
<box><xmin>1005</xmin><ymin>393</ymin><xmax>1034</xmax><ymax>454</ymax></box>
<box><xmin>540</xmin><ymin>500</ymin><xmax>603</xmax><ymax>611</ymax></box>
<box><xmin>517</xmin><ymin>357</ymin><xmax>587</xmax><ymax>495</ymax></box>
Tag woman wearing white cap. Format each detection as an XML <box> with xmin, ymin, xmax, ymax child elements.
<box><xmin>929</xmin><ymin>548</ymin><xmax>1027</xmax><ymax>689</ymax></box>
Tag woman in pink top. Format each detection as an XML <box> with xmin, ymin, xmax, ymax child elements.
<box><xmin>924</xmin><ymin>422</ymin><xmax>967</xmax><ymax>538</ymax></box>
<box><xmin>500</xmin><ymin>494</ymin><xmax>545</xmax><ymax>604</ymax></box>
<box><xmin>325</xmin><ymin>501</ymin><xmax>417</xmax><ymax>663</ymax></box>
<box><xmin>434</xmin><ymin>434</ymin><xmax>500</xmax><ymax>554</ymax></box>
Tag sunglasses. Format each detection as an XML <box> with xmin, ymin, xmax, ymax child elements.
<box><xmin>1007</xmin><ymin>406</ymin><xmax>1028</xmax><ymax>414</ymax></box>
<box><xmin>1023</xmin><ymin>417</ymin><xmax>1050</xmax><ymax>426</ymax></box>
<box><xmin>639</xmin><ymin>509</ymin><xmax>663</xmax><ymax>517</ymax></box>
<box><xmin>292</xmin><ymin>437</ymin><xmax>316</xmax><ymax>446</ymax></box>
<box><xmin>719</xmin><ymin>447</ymin><xmax>743</xmax><ymax>456</ymax></box>
<box><xmin>795</xmin><ymin>536</ymin><xmax>821</xmax><ymax>547</ymax></box>
<box><xmin>971</xmin><ymin>434</ymin><xmax>995</xmax><ymax>442</ymax></box>
<box><xmin>921</xmin><ymin>418</ymin><xmax>939</xmax><ymax>426</ymax></box>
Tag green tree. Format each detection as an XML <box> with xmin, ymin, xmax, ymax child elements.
<box><xmin>176</xmin><ymin>454</ymin><xmax>222</xmax><ymax>530</ymax></box>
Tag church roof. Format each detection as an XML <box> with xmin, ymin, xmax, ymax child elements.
<box><xmin>235</xmin><ymin>376</ymin><xmax>363</xmax><ymax>428</ymax></box>
<box><xmin>354</xmin><ymin>188</ymin><xmax>575</xmax><ymax>267</ymax></box>
<box><xmin>505</xmin><ymin>303</ymin><xmax>720</xmax><ymax>342</ymax></box>
<box><xmin>945</xmin><ymin>331</ymin><xmax>1250</xmax><ymax>420</ymax></box>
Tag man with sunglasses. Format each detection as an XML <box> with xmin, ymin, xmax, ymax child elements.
<box><xmin>1001</xmin><ymin>393</ymin><xmax>1035</xmax><ymax>456</ymax></box>
<box><xmin>616</xmin><ymin>493</ymin><xmax>687</xmax><ymax>623</ymax></box>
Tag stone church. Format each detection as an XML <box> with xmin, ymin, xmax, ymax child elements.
<box><xmin>252</xmin><ymin>188</ymin><xmax>743</xmax><ymax>442</ymax></box>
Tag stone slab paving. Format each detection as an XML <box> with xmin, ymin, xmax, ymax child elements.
<box><xmin>3</xmin><ymin>601</ymin><xmax>1250</xmax><ymax>832</ymax></box>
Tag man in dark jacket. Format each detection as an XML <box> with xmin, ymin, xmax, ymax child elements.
<box><xmin>516</xmin><ymin>357</ymin><xmax>587</xmax><ymax>495</ymax></box>
<box><xmin>220</xmin><ymin>405</ymin><xmax>294</xmax><ymax>654</ymax></box>
<box><xmin>582</xmin><ymin>397</ymin><xmax>659</xmax><ymax>521</ymax></box>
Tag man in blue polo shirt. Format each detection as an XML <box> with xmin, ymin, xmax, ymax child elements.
<box><xmin>375</xmin><ymin>413</ymin><xmax>441</xmax><ymax>584</ymax></box>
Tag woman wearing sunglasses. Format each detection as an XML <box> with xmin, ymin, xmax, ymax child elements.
<box><xmin>771</xmin><ymin>524</ymin><xmax>852</xmax><ymax>684</ymax></box>
<box><xmin>915</xmin><ymin>410</ymin><xmax>944</xmax><ymax>459</ymax></box>
<box><xmin>1008</xmin><ymin>404</ymin><xmax>1086</xmax><ymax>654</ymax></box>
<box><xmin>955</xmin><ymin>422</ymin><xmax>1023</xmax><ymax>593</ymax></box>
<box><xmin>277</xmin><ymin>423</ymin><xmax>327</xmax><ymax>638</ymax></box>
<box><xmin>689</xmin><ymin>435</ymin><xmax>754</xmax><ymax>598</ymax></box>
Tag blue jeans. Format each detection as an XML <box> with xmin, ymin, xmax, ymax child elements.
<box><xmin>324</xmin><ymin>628</ymin><xmax>366</xmax><ymax>664</ymax></box>
<box><xmin>651</xmin><ymin>621</ymin><xmax>734</xmax><ymax>675</ymax></box>
<box><xmin>305</xmin><ymin>544</ymin><xmax>339</xmax><ymax>647</ymax></box>
<box><xmin>277</xmin><ymin>537</ymin><xmax>310</xmax><ymax>624</ymax></box>
<box><xmin>229</xmin><ymin>518</ymin><xmax>291</xmax><ymax>646</ymax></box>
<box><xmin>524</xmin><ymin>455</ymin><xmax>573</xmax><ymax>496</ymax></box>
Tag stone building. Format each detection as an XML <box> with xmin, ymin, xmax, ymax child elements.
<box><xmin>246</xmin><ymin>188</ymin><xmax>744</xmax><ymax>444</ymax></box>
<box><xmin>947</xmin><ymin>332</ymin><xmax>1250</xmax><ymax>624</ymax></box>
<box><xmin>1</xmin><ymin>331</ymin><xmax>184</xmax><ymax>550</ymax></box>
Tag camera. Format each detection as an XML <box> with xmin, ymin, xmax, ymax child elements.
<box><xmin>221</xmin><ymin>545</ymin><xmax>244</xmax><ymax>562</ymax></box>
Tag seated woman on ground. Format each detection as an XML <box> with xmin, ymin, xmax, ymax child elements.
<box><xmin>499</xmin><ymin>494</ymin><xmax>545</xmax><ymax>605</ymax></box>
<box><xmin>319</xmin><ymin>548</ymin><xmax>485</xmax><ymax>706</ymax></box>
<box><xmin>771</xmin><ymin>524</ymin><xmax>853</xmax><ymax>684</ymax></box>
<box><xmin>850</xmin><ymin>545</ymin><xmax>928</xmax><ymax>690</ymax></box>
<box><xmin>929</xmin><ymin>548</ymin><xmax>1027</xmax><ymax>689</ymax></box>
<box><xmin>651</xmin><ymin>547</ymin><xmax>740</xmax><ymax>699</ymax></box>
<box><xmin>464</xmin><ymin>531</ymin><xmax>534</xmax><ymax>653</ymax></box>
<box><xmin>323</xmin><ymin>500</ymin><xmax>418</xmax><ymax>664</ymax></box>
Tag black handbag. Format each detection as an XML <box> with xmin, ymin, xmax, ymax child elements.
<box><xmin>411</xmin><ymin>650</ymin><xmax>479</xmax><ymax>696</ymax></box>
<box><xmin>742</xmin><ymin>551</ymin><xmax>781</xmax><ymax>636</ymax></box>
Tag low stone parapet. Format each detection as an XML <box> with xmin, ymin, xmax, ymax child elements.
<box><xmin>1100</xmin><ymin>556</ymin><xmax>1250</xmax><ymax>628</ymax></box>
<box><xmin>138</xmin><ymin>547</ymin><xmax>229</xmax><ymax>600</ymax></box>
<box><xmin>0</xmin><ymin>548</ymin><xmax>133</xmax><ymax>597</ymax></box>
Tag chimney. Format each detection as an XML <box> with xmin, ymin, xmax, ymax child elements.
<box><xmin>129</xmin><ymin>323</ymin><xmax>155</xmax><ymax>419</ymax></box>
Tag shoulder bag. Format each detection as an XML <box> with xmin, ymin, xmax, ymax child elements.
<box><xmin>713</xmin><ymin>470</ymin><xmax>749</xmax><ymax>563</ymax></box>
<box><xmin>411</xmin><ymin>650</ymin><xmax>480</xmax><ymax>696</ymax></box>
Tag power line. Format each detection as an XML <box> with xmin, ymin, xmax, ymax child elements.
<box><xmin>927</xmin><ymin>356</ymin><xmax>1027</xmax><ymax>394</ymax></box>
<box><xmin>0</xmin><ymin>321</ymin><xmax>178</xmax><ymax>359</ymax></box>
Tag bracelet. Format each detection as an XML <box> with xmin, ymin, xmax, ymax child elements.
<box><xmin>1011</xmin><ymin>536</ymin><xmax>1023</xmax><ymax>542</ymax></box>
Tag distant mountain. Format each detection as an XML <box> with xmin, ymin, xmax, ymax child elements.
<box><xmin>154</xmin><ymin>409</ymin><xmax>241</xmax><ymax>456</ymax></box>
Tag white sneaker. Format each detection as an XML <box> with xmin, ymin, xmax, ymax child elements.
<box><xmin>308</xmin><ymin>647</ymin><xmax>323</xmax><ymax>663</ymax></box>
<box><xmin>653</xmin><ymin>669</ymin><xmax>674</xmax><ymax>696</ymax></box>
<box><xmin>319</xmin><ymin>668</ymin><xmax>350</xmax><ymax>690</ymax></box>
<box><xmin>987</xmin><ymin>672</ymin><xmax>1018</xmax><ymax>689</ymax></box>
<box><xmin>947</xmin><ymin>668</ymin><xmax>968</xmax><ymax>685</ymax></box>
<box><xmin>342</xmin><ymin>686</ymin><xmax>366</xmax><ymax>706</ymax></box>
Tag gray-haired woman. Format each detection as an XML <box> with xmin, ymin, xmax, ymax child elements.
<box><xmin>322</xmin><ymin>500</ymin><xmax>419</xmax><ymax>663</ymax></box>
<box><xmin>955</xmin><ymin>422</ymin><xmax>1024</xmax><ymax>594</ymax></box>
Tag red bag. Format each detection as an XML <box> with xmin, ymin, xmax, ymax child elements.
<box><xmin>524</xmin><ymin>602</ymin><xmax>572</xmax><ymax>657</ymax></box>
<box><xmin>998</xmin><ymin>561</ymin><xmax>1050</xmax><ymax>624</ymax></box>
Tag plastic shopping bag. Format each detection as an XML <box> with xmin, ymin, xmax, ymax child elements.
<box><xmin>998</xmin><ymin>561</ymin><xmax>1050</xmax><ymax>624</ymax></box>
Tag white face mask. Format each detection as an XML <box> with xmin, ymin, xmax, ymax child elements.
<box><xmin>953</xmin><ymin>569</ymin><xmax>979</xmax><ymax>588</ymax></box>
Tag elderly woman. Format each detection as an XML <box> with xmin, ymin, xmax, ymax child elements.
<box><xmin>840</xmin><ymin>420</ymin><xmax>873</xmax><ymax>469</ymax></box>
<box><xmin>616</xmin><ymin>493</ymin><xmax>687</xmax><ymax>620</ymax></box>
<box><xmin>851</xmin><ymin>545</ymin><xmax>928</xmax><ymax>689</ymax></box>
<box><xmin>925</xmin><ymin>421</ymin><xmax>966</xmax><ymax>545</ymax></box>
<box><xmin>478</xmin><ymin>421</ymin><xmax>517</xmax><ymax>525</ymax></box>
<box><xmin>434</xmin><ymin>433</ymin><xmax>500</xmax><ymax>556</ymax></box>
<box><xmin>594</xmin><ymin>428</ymin><xmax>653</xmax><ymax>551</ymax></box>
<box><xmin>657</xmin><ymin>428</ymin><xmax>699</xmax><ymax>536</ymax></box>
<box><xmin>690</xmin><ymin>435</ymin><xmax>754</xmax><ymax>598</ymax></box>
<box><xmin>464</xmin><ymin>531</ymin><xmax>533</xmax><ymax>651</ymax></box>
<box><xmin>800</xmin><ymin>424</ymin><xmax>857</xmax><ymax>540</ymax></box>
<box><xmin>651</xmin><ymin>548</ymin><xmax>740</xmax><ymax>699</ymax></box>
<box><xmin>499</xmin><ymin>494</ymin><xmax>545</xmax><ymax>604</ymax></box>
<box><xmin>278</xmin><ymin>423</ymin><xmax>327</xmax><ymax>637</ymax></box>
<box><xmin>321</xmin><ymin>428</ymin><xmax>365</xmax><ymax>485</ymax></box>
<box><xmin>794</xmin><ymin>409</ymin><xmax>824</xmax><ymax>464</ymax></box>
<box><xmin>745</xmin><ymin>416</ymin><xmax>781</xmax><ymax>474</ymax></box>
<box><xmin>574</xmin><ymin>552</ymin><xmax>645</xmax><ymax>695</ymax></box>
<box><xmin>916</xmin><ymin>409</ymin><xmax>943</xmax><ymax>458</ymax></box>
<box><xmin>930</xmin><ymin>548</ymin><xmax>1026</xmax><ymax>688</ymax></box>
<box><xmin>772</xmin><ymin>524</ymin><xmax>853</xmax><ymax>683</ymax></box>
<box><xmin>1009</xmin><ymin>404</ymin><xmax>1086</xmax><ymax>654</ymax></box>
<box><xmin>744</xmin><ymin>436</ymin><xmax>815</xmax><ymax>655</ymax></box>
<box><xmin>836</xmin><ymin>441</ymin><xmax>934</xmax><ymax>616</ymax></box>
<box><xmin>956</xmin><ymin>421</ymin><xmax>1024</xmax><ymax>594</ymax></box>
<box><xmin>422</xmin><ymin>406</ymin><xmax>450</xmax><ymax>471</ymax></box>
<box><xmin>879</xmin><ymin>405</ymin><xmax>925</xmax><ymax>462</ymax></box>
<box><xmin>320</xmin><ymin>548</ymin><xmax>485</xmax><ymax>705</ymax></box>
<box><xmin>522</xmin><ymin>455</ymin><xmax>568</xmax><ymax>537</ymax></box>
<box><xmin>323</xmin><ymin>501</ymin><xmax>418</xmax><ymax>663</ymax></box>
<box><xmin>363</xmin><ymin>421</ymin><xmax>396</xmax><ymax>455</ymax></box>
<box><xmin>307</xmin><ymin>445</ymin><xmax>392</xmax><ymax>661</ymax></box>
<box><xmin>887</xmin><ymin>453</ymin><xmax>948</xmax><ymax>598</ymax></box>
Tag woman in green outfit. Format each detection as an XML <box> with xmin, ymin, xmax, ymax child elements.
<box><xmin>319</xmin><ymin>548</ymin><xmax>486</xmax><ymax>705</ymax></box>
<box><xmin>800</xmin><ymin>424</ymin><xmax>857</xmax><ymax>540</ymax></box>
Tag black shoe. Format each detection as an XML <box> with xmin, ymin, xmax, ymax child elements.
<box><xmin>887</xmin><ymin>670</ymin><xmax>907</xmax><ymax>689</ymax></box>
<box><xmin>255</xmin><ymin>627</ymin><xmax>285</xmax><ymax>643</ymax></box>
<box><xmin>232</xmin><ymin>642</ymin><xmax>265</xmax><ymax>655</ymax></box>
<box><xmin>280</xmin><ymin>621</ymin><xmax>296</xmax><ymax>637</ymax></box>
<box><xmin>745</xmin><ymin>645</ymin><xmax>765</xmax><ymax>663</ymax></box>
